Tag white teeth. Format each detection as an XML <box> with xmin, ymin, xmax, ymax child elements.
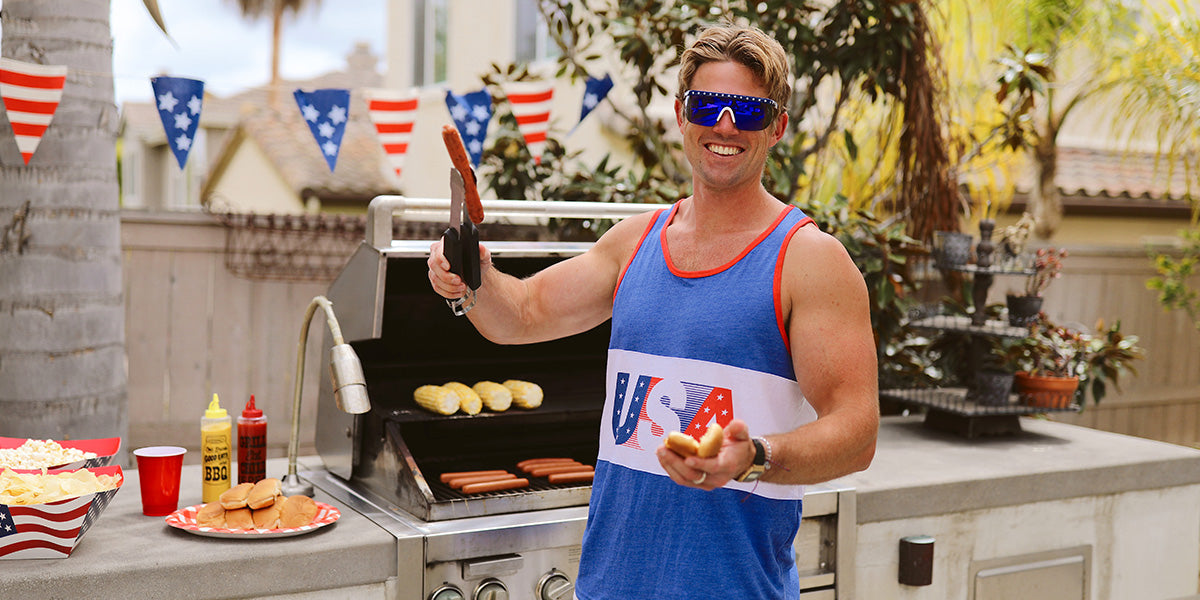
<box><xmin>707</xmin><ymin>144</ymin><xmax>741</xmax><ymax>156</ymax></box>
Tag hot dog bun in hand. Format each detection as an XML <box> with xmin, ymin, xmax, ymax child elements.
<box><xmin>665</xmin><ymin>423</ymin><xmax>723</xmax><ymax>458</ymax></box>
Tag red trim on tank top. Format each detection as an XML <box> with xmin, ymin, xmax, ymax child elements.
<box><xmin>774</xmin><ymin>215</ymin><xmax>815</xmax><ymax>354</ymax></box>
<box><xmin>662</xmin><ymin>203</ymin><xmax>796</xmax><ymax>278</ymax></box>
<box><xmin>613</xmin><ymin>208</ymin><xmax>668</xmax><ymax>301</ymax></box>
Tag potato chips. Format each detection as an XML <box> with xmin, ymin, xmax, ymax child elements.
<box><xmin>0</xmin><ymin>468</ymin><xmax>123</xmax><ymax>505</ymax></box>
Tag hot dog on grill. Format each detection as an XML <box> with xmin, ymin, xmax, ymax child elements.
<box><xmin>548</xmin><ymin>471</ymin><xmax>594</xmax><ymax>484</ymax></box>
<box><xmin>441</xmin><ymin>125</ymin><xmax>484</xmax><ymax>224</ymax></box>
<box><xmin>439</xmin><ymin>469</ymin><xmax>509</xmax><ymax>484</ymax></box>
<box><xmin>517</xmin><ymin>458</ymin><xmax>578</xmax><ymax>470</ymax></box>
<box><xmin>528</xmin><ymin>464</ymin><xmax>594</xmax><ymax>477</ymax></box>
<box><xmin>447</xmin><ymin>473</ymin><xmax>518</xmax><ymax>489</ymax></box>
<box><xmin>461</xmin><ymin>477</ymin><xmax>530</xmax><ymax>494</ymax></box>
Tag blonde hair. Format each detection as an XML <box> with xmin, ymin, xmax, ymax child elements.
<box><xmin>677</xmin><ymin>25</ymin><xmax>792</xmax><ymax>109</ymax></box>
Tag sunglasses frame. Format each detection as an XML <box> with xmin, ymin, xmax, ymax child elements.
<box><xmin>681</xmin><ymin>90</ymin><xmax>780</xmax><ymax>132</ymax></box>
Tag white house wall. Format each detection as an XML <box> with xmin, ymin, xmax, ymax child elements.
<box><xmin>209</xmin><ymin>139</ymin><xmax>304</xmax><ymax>214</ymax></box>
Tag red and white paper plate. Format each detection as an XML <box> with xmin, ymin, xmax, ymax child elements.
<box><xmin>0</xmin><ymin>437</ymin><xmax>121</xmax><ymax>470</ymax></box>
<box><xmin>165</xmin><ymin>502</ymin><xmax>340</xmax><ymax>539</ymax></box>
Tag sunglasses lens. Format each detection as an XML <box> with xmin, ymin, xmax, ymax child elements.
<box><xmin>684</xmin><ymin>92</ymin><xmax>776</xmax><ymax>131</ymax></box>
<box><xmin>685</xmin><ymin>94</ymin><xmax>724</xmax><ymax>127</ymax></box>
<box><xmin>730</xmin><ymin>99</ymin><xmax>772</xmax><ymax>131</ymax></box>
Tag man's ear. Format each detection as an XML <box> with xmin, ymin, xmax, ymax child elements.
<box><xmin>675</xmin><ymin>97</ymin><xmax>685</xmax><ymax>131</ymax></box>
<box><xmin>770</xmin><ymin>111</ymin><xmax>789</xmax><ymax>147</ymax></box>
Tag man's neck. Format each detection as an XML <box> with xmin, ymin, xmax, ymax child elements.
<box><xmin>683</xmin><ymin>183</ymin><xmax>782</xmax><ymax>233</ymax></box>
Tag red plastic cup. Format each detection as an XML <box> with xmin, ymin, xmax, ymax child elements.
<box><xmin>133</xmin><ymin>446</ymin><xmax>187</xmax><ymax>516</ymax></box>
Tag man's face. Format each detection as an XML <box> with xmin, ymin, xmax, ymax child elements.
<box><xmin>676</xmin><ymin>60</ymin><xmax>787</xmax><ymax>195</ymax></box>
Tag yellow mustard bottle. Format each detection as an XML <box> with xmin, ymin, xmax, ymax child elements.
<box><xmin>201</xmin><ymin>393</ymin><xmax>232</xmax><ymax>503</ymax></box>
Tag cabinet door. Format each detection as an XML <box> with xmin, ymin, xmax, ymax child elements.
<box><xmin>971</xmin><ymin>547</ymin><xmax>1089</xmax><ymax>600</ymax></box>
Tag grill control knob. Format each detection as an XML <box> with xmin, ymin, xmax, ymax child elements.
<box><xmin>474</xmin><ymin>578</ymin><xmax>508</xmax><ymax>600</ymax></box>
<box><xmin>538</xmin><ymin>571</ymin><xmax>574</xmax><ymax>600</ymax></box>
<box><xmin>429</xmin><ymin>584</ymin><xmax>465</xmax><ymax>600</ymax></box>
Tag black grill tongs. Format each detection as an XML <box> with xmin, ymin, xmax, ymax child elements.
<box><xmin>443</xmin><ymin>167</ymin><xmax>481</xmax><ymax>316</ymax></box>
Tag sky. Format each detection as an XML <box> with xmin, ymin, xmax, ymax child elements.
<box><xmin>106</xmin><ymin>0</ymin><xmax>387</xmax><ymax>105</ymax></box>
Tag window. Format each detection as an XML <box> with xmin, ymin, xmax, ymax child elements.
<box><xmin>413</xmin><ymin>0</ymin><xmax>448</xmax><ymax>86</ymax></box>
<box><xmin>515</xmin><ymin>0</ymin><xmax>561</xmax><ymax>65</ymax></box>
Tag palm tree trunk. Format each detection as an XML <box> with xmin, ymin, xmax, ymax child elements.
<box><xmin>1031</xmin><ymin>132</ymin><xmax>1062</xmax><ymax>239</ymax></box>
<box><xmin>270</xmin><ymin>2</ymin><xmax>284</xmax><ymax>109</ymax></box>
<box><xmin>0</xmin><ymin>1</ymin><xmax>128</xmax><ymax>447</ymax></box>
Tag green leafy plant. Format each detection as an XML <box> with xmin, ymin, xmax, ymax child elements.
<box><xmin>992</xmin><ymin>315</ymin><xmax>1143</xmax><ymax>405</ymax></box>
<box><xmin>1147</xmin><ymin>229</ymin><xmax>1200</xmax><ymax>331</ymax></box>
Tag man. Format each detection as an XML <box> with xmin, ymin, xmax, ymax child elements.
<box><xmin>428</xmin><ymin>24</ymin><xmax>878</xmax><ymax>600</ymax></box>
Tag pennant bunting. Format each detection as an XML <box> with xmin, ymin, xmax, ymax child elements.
<box><xmin>0</xmin><ymin>58</ymin><xmax>68</xmax><ymax>165</ymax></box>
<box><xmin>578</xmin><ymin>74</ymin><xmax>613</xmax><ymax>127</ymax></box>
<box><xmin>444</xmin><ymin>88</ymin><xmax>493</xmax><ymax>168</ymax></box>
<box><xmin>294</xmin><ymin>88</ymin><xmax>351</xmax><ymax>172</ymax></box>
<box><xmin>363</xmin><ymin>88</ymin><xmax>419</xmax><ymax>182</ymax></box>
<box><xmin>150</xmin><ymin>76</ymin><xmax>205</xmax><ymax>169</ymax></box>
<box><xmin>502</xmin><ymin>81</ymin><xmax>554</xmax><ymax>164</ymax></box>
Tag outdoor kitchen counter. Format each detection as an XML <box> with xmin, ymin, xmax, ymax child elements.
<box><xmin>837</xmin><ymin>415</ymin><xmax>1200</xmax><ymax>522</ymax></box>
<box><xmin>0</xmin><ymin>456</ymin><xmax>397</xmax><ymax>599</ymax></box>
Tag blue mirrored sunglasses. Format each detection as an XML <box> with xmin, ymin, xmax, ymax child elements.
<box><xmin>682</xmin><ymin>90</ymin><xmax>780</xmax><ymax>131</ymax></box>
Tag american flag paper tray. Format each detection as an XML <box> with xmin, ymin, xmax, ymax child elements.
<box><xmin>1</xmin><ymin>465</ymin><xmax>124</xmax><ymax>559</ymax></box>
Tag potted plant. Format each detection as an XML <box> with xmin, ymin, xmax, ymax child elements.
<box><xmin>995</xmin><ymin>315</ymin><xmax>1144</xmax><ymax>409</ymax></box>
<box><xmin>972</xmin><ymin>340</ymin><xmax>1017</xmax><ymax>406</ymax></box>
<box><xmin>1006</xmin><ymin>247</ymin><xmax>1067</xmax><ymax>327</ymax></box>
<box><xmin>934</xmin><ymin>230</ymin><xmax>973</xmax><ymax>268</ymax></box>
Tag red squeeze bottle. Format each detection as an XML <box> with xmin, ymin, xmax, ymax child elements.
<box><xmin>237</xmin><ymin>395</ymin><xmax>267</xmax><ymax>484</ymax></box>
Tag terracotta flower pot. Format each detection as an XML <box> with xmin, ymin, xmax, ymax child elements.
<box><xmin>1014</xmin><ymin>371</ymin><xmax>1079</xmax><ymax>409</ymax></box>
<box><xmin>1006</xmin><ymin>294</ymin><xmax>1043</xmax><ymax>327</ymax></box>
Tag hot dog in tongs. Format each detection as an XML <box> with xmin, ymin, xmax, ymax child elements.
<box><xmin>441</xmin><ymin>125</ymin><xmax>486</xmax><ymax>315</ymax></box>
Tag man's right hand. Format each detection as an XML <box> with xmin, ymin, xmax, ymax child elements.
<box><xmin>427</xmin><ymin>237</ymin><xmax>490</xmax><ymax>300</ymax></box>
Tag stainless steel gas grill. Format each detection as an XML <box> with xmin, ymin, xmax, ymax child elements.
<box><xmin>307</xmin><ymin>194</ymin><xmax>857</xmax><ymax>600</ymax></box>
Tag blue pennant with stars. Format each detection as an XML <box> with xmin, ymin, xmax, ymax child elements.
<box><xmin>579</xmin><ymin>74</ymin><xmax>613</xmax><ymax>125</ymax></box>
<box><xmin>294</xmin><ymin>88</ymin><xmax>351</xmax><ymax>172</ymax></box>
<box><xmin>151</xmin><ymin>76</ymin><xmax>205</xmax><ymax>169</ymax></box>
<box><xmin>444</xmin><ymin>88</ymin><xmax>493</xmax><ymax>168</ymax></box>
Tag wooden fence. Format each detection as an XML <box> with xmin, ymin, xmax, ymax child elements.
<box><xmin>1027</xmin><ymin>246</ymin><xmax>1200</xmax><ymax>446</ymax></box>
<box><xmin>121</xmin><ymin>213</ymin><xmax>1200</xmax><ymax>458</ymax></box>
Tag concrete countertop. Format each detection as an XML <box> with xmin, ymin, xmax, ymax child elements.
<box><xmin>837</xmin><ymin>415</ymin><xmax>1200</xmax><ymax>523</ymax></box>
<box><xmin>0</xmin><ymin>456</ymin><xmax>397</xmax><ymax>599</ymax></box>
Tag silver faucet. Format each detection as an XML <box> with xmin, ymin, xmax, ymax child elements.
<box><xmin>282</xmin><ymin>295</ymin><xmax>370</xmax><ymax>497</ymax></box>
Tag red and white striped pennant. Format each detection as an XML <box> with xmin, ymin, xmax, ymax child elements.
<box><xmin>502</xmin><ymin>81</ymin><xmax>554</xmax><ymax>164</ymax></box>
<box><xmin>363</xmin><ymin>88</ymin><xmax>419</xmax><ymax>183</ymax></box>
<box><xmin>0</xmin><ymin>58</ymin><xmax>68</xmax><ymax>165</ymax></box>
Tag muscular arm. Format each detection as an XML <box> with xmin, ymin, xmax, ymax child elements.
<box><xmin>660</xmin><ymin>225</ymin><xmax>878</xmax><ymax>489</ymax></box>
<box><xmin>427</xmin><ymin>211</ymin><xmax>655</xmax><ymax>345</ymax></box>
<box><xmin>763</xmin><ymin>226</ymin><xmax>879</xmax><ymax>484</ymax></box>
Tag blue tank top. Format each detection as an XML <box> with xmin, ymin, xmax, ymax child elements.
<box><xmin>576</xmin><ymin>203</ymin><xmax>818</xmax><ymax>600</ymax></box>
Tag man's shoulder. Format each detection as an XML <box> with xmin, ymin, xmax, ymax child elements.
<box><xmin>783</xmin><ymin>221</ymin><xmax>856</xmax><ymax>271</ymax></box>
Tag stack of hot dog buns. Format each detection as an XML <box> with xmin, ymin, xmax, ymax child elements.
<box><xmin>195</xmin><ymin>477</ymin><xmax>319</xmax><ymax>529</ymax></box>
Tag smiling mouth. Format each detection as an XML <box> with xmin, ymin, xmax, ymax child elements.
<box><xmin>705</xmin><ymin>143</ymin><xmax>743</xmax><ymax>156</ymax></box>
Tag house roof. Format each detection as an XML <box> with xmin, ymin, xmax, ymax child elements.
<box><xmin>1011</xmin><ymin>146</ymin><xmax>1196</xmax><ymax>217</ymax></box>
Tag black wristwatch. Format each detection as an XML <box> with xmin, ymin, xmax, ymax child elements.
<box><xmin>736</xmin><ymin>437</ymin><xmax>769</xmax><ymax>482</ymax></box>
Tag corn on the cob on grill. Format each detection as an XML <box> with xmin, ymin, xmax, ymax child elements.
<box><xmin>504</xmin><ymin>379</ymin><xmax>543</xmax><ymax>409</ymax></box>
<box><xmin>472</xmin><ymin>381</ymin><xmax>512</xmax><ymax>412</ymax></box>
<box><xmin>413</xmin><ymin>385</ymin><xmax>460</xmax><ymax>415</ymax></box>
<box><xmin>443</xmin><ymin>381</ymin><xmax>482</xmax><ymax>415</ymax></box>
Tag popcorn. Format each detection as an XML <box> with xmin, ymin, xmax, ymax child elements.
<box><xmin>0</xmin><ymin>439</ymin><xmax>97</xmax><ymax>470</ymax></box>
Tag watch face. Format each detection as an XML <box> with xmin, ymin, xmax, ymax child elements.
<box><xmin>742</xmin><ymin>468</ymin><xmax>763</xmax><ymax>482</ymax></box>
